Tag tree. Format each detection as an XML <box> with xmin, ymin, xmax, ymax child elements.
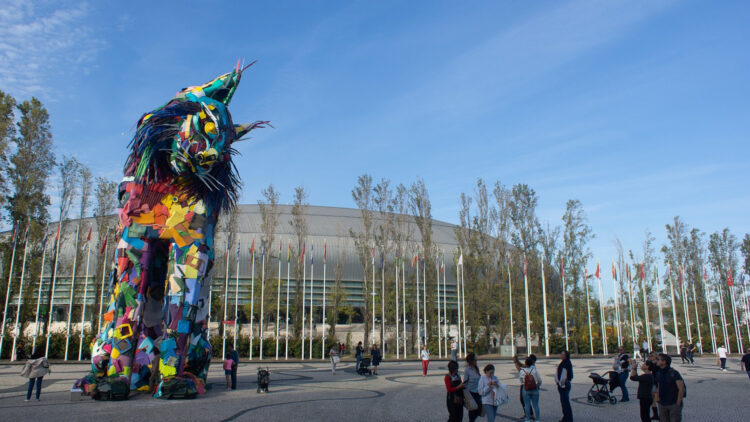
<box><xmin>409</xmin><ymin>178</ymin><xmax>438</xmax><ymax>348</ymax></box>
<box><xmin>561</xmin><ymin>199</ymin><xmax>593</xmax><ymax>353</ymax></box>
<box><xmin>350</xmin><ymin>175</ymin><xmax>375</xmax><ymax>346</ymax></box>
<box><xmin>90</xmin><ymin>177</ymin><xmax>118</xmax><ymax>333</ymax></box>
<box><xmin>740</xmin><ymin>234</ymin><xmax>750</xmax><ymax>273</ymax></box>
<box><xmin>0</xmin><ymin>90</ymin><xmax>15</xmax><ymax>206</ymax></box>
<box><xmin>289</xmin><ymin>186</ymin><xmax>308</xmax><ymax>337</ymax></box>
<box><xmin>329</xmin><ymin>240</ymin><xmax>348</xmax><ymax>338</ymax></box>
<box><xmin>258</xmin><ymin>185</ymin><xmax>281</xmax><ymax>336</ymax></box>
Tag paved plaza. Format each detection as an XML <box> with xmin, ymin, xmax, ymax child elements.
<box><xmin>0</xmin><ymin>356</ymin><xmax>747</xmax><ymax>421</ymax></box>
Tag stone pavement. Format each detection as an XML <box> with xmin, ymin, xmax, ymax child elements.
<box><xmin>0</xmin><ymin>356</ymin><xmax>748</xmax><ymax>421</ymax></box>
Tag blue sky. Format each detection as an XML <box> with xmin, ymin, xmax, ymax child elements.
<box><xmin>1</xmin><ymin>0</ymin><xmax>748</xmax><ymax>293</ymax></box>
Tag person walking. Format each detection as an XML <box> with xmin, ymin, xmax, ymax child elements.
<box><xmin>686</xmin><ymin>343</ymin><xmax>695</xmax><ymax>365</ymax></box>
<box><xmin>451</xmin><ymin>338</ymin><xmax>458</xmax><ymax>362</ymax></box>
<box><xmin>340</xmin><ymin>342</ymin><xmax>345</xmax><ymax>356</ymax></box>
<box><xmin>555</xmin><ymin>350</ymin><xmax>574</xmax><ymax>422</ymax></box>
<box><xmin>740</xmin><ymin>350</ymin><xmax>750</xmax><ymax>380</ymax></box>
<box><xmin>641</xmin><ymin>339</ymin><xmax>649</xmax><ymax>360</ymax></box>
<box><xmin>655</xmin><ymin>353</ymin><xmax>685</xmax><ymax>422</ymax></box>
<box><xmin>463</xmin><ymin>353</ymin><xmax>482</xmax><ymax>422</ymax></box>
<box><xmin>513</xmin><ymin>354</ymin><xmax>537</xmax><ymax>421</ymax></box>
<box><xmin>355</xmin><ymin>341</ymin><xmax>364</xmax><ymax>371</ymax></box>
<box><xmin>613</xmin><ymin>346</ymin><xmax>631</xmax><ymax>402</ymax></box>
<box><xmin>445</xmin><ymin>360</ymin><xmax>467</xmax><ymax>422</ymax></box>
<box><xmin>478</xmin><ymin>364</ymin><xmax>507</xmax><ymax>422</ymax></box>
<box><xmin>679</xmin><ymin>344</ymin><xmax>688</xmax><ymax>364</ymax></box>
<box><xmin>329</xmin><ymin>345</ymin><xmax>340</xmax><ymax>374</ymax></box>
<box><xmin>716</xmin><ymin>344</ymin><xmax>728</xmax><ymax>371</ymax></box>
<box><xmin>519</xmin><ymin>356</ymin><xmax>541</xmax><ymax>422</ymax></box>
<box><xmin>21</xmin><ymin>350</ymin><xmax>50</xmax><ymax>401</ymax></box>
<box><xmin>371</xmin><ymin>344</ymin><xmax>382</xmax><ymax>375</ymax></box>
<box><xmin>421</xmin><ymin>344</ymin><xmax>430</xmax><ymax>376</ymax></box>
<box><xmin>228</xmin><ymin>343</ymin><xmax>239</xmax><ymax>390</ymax></box>
<box><xmin>630</xmin><ymin>358</ymin><xmax>657</xmax><ymax>422</ymax></box>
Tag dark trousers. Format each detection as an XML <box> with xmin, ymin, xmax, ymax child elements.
<box><xmin>617</xmin><ymin>372</ymin><xmax>630</xmax><ymax>401</ymax></box>
<box><xmin>687</xmin><ymin>352</ymin><xmax>694</xmax><ymax>364</ymax></box>
<box><xmin>519</xmin><ymin>385</ymin><xmax>534</xmax><ymax>418</ymax></box>
<box><xmin>447</xmin><ymin>397</ymin><xmax>464</xmax><ymax>422</ymax></box>
<box><xmin>231</xmin><ymin>368</ymin><xmax>237</xmax><ymax>389</ymax></box>
<box><xmin>468</xmin><ymin>391</ymin><xmax>482</xmax><ymax>422</ymax></box>
<box><xmin>558</xmin><ymin>382</ymin><xmax>573</xmax><ymax>422</ymax></box>
<box><xmin>27</xmin><ymin>377</ymin><xmax>43</xmax><ymax>400</ymax></box>
<box><xmin>639</xmin><ymin>397</ymin><xmax>654</xmax><ymax>422</ymax></box>
<box><xmin>720</xmin><ymin>358</ymin><xmax>726</xmax><ymax>369</ymax></box>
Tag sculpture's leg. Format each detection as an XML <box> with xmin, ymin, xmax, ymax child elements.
<box><xmin>155</xmin><ymin>199</ymin><xmax>215</xmax><ymax>398</ymax></box>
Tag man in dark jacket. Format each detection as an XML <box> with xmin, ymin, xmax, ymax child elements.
<box><xmin>228</xmin><ymin>344</ymin><xmax>239</xmax><ymax>390</ymax></box>
<box><xmin>656</xmin><ymin>353</ymin><xmax>685</xmax><ymax>421</ymax></box>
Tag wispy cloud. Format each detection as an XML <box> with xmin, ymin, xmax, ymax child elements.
<box><xmin>0</xmin><ymin>0</ymin><xmax>104</xmax><ymax>100</ymax></box>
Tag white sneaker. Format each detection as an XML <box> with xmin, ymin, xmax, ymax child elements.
<box><xmin>24</xmin><ymin>399</ymin><xmax>29</xmax><ymax>402</ymax></box>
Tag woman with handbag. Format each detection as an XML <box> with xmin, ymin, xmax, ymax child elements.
<box><xmin>329</xmin><ymin>345</ymin><xmax>340</xmax><ymax>375</ymax></box>
<box><xmin>445</xmin><ymin>360</ymin><xmax>467</xmax><ymax>421</ymax></box>
<box><xmin>478</xmin><ymin>364</ymin><xmax>508</xmax><ymax>422</ymax></box>
<box><xmin>20</xmin><ymin>350</ymin><xmax>51</xmax><ymax>401</ymax></box>
<box><xmin>463</xmin><ymin>353</ymin><xmax>482</xmax><ymax>422</ymax></box>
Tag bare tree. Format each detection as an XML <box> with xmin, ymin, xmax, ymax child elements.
<box><xmin>350</xmin><ymin>174</ymin><xmax>375</xmax><ymax>346</ymax></box>
<box><xmin>90</xmin><ymin>177</ymin><xmax>118</xmax><ymax>333</ymax></box>
<box><xmin>409</xmin><ymin>179</ymin><xmax>436</xmax><ymax>346</ymax></box>
<box><xmin>289</xmin><ymin>186</ymin><xmax>308</xmax><ymax>337</ymax></box>
<box><xmin>258</xmin><ymin>185</ymin><xmax>281</xmax><ymax>335</ymax></box>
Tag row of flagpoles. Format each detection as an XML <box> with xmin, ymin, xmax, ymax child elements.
<box><xmin>0</xmin><ymin>222</ymin><xmax>748</xmax><ymax>360</ymax></box>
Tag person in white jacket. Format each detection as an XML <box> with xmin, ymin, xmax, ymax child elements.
<box><xmin>21</xmin><ymin>350</ymin><xmax>51</xmax><ymax>401</ymax></box>
<box><xmin>518</xmin><ymin>357</ymin><xmax>542</xmax><ymax>422</ymax></box>
<box><xmin>478</xmin><ymin>364</ymin><xmax>507</xmax><ymax>422</ymax></box>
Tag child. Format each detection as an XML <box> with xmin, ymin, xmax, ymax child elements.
<box><xmin>224</xmin><ymin>352</ymin><xmax>234</xmax><ymax>390</ymax></box>
<box><xmin>629</xmin><ymin>358</ymin><xmax>656</xmax><ymax>422</ymax></box>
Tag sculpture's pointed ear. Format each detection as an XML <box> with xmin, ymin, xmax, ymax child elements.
<box><xmin>234</xmin><ymin>121</ymin><xmax>271</xmax><ymax>141</ymax></box>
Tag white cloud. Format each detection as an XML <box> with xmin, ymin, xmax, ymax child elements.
<box><xmin>0</xmin><ymin>0</ymin><xmax>104</xmax><ymax>100</ymax></box>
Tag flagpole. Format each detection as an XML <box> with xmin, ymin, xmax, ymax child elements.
<box><xmin>381</xmin><ymin>252</ymin><xmax>385</xmax><ymax>354</ymax></box>
<box><xmin>460</xmin><ymin>255</ymin><xmax>467</xmax><ymax>356</ymax></box>
<box><xmin>541</xmin><ymin>257</ymin><xmax>549</xmax><ymax>357</ymax></box>
<box><xmin>742</xmin><ymin>283</ymin><xmax>750</xmax><ymax>349</ymax></box>
<box><xmin>704</xmin><ymin>273</ymin><xmax>716</xmax><ymax>353</ymax></box>
<box><xmin>667</xmin><ymin>265</ymin><xmax>680</xmax><ymax>353</ymax></box>
<box><xmin>680</xmin><ymin>265</ymin><xmax>692</xmax><ymax>345</ymax></box>
<box><xmin>640</xmin><ymin>265</ymin><xmax>652</xmax><ymax>353</ymax></box>
<box><xmin>321</xmin><ymin>240</ymin><xmax>326</xmax><ymax>361</ymax></box>
<box><xmin>716</xmin><ymin>282</ymin><xmax>729</xmax><ymax>352</ymax></box>
<box><xmin>423</xmin><ymin>256</ymin><xmax>429</xmax><ymax>353</ymax></box>
<box><xmin>234</xmin><ymin>242</ymin><xmax>240</xmax><ymax>352</ymax></box>
<box><xmin>63</xmin><ymin>223</ymin><xmax>82</xmax><ymax>361</ymax></box>
<box><xmin>401</xmin><ymin>259</ymin><xmax>406</xmax><ymax>357</ymax></box>
<box><xmin>277</xmin><ymin>240</ymin><xmax>282</xmax><ymax>360</ymax></box>
<box><xmin>301</xmin><ymin>242</ymin><xmax>306</xmax><ymax>360</ymax></box>
<box><xmin>436</xmin><ymin>254</ymin><xmax>441</xmax><ymax>358</ymax></box>
<box><xmin>96</xmin><ymin>231</ymin><xmax>109</xmax><ymax>334</ymax></box>
<box><xmin>523</xmin><ymin>254</ymin><xmax>531</xmax><ymax>354</ymax></box>
<box><xmin>285</xmin><ymin>241</ymin><xmax>291</xmax><ymax>360</ymax></box>
<box><xmin>32</xmin><ymin>233</ymin><xmax>49</xmax><ymax>352</ymax></box>
<box><xmin>596</xmin><ymin>261</ymin><xmax>607</xmax><ymax>355</ymax></box>
<box><xmin>728</xmin><ymin>277</ymin><xmax>743</xmax><ymax>353</ymax></box>
<box><xmin>628</xmin><ymin>265</ymin><xmax>638</xmax><ymax>346</ymax></box>
<box><xmin>416</xmin><ymin>251</ymin><xmax>421</xmax><ymax>353</ymax></box>
<box><xmin>655</xmin><ymin>269</ymin><xmax>666</xmax><ymax>353</ymax></box>
<box><xmin>454</xmin><ymin>252</ymin><xmax>459</xmax><ymax>357</ymax></box>
<box><xmin>442</xmin><ymin>253</ymin><xmax>448</xmax><ymax>355</ymax></box>
<box><xmin>249</xmin><ymin>239</ymin><xmax>256</xmax><ymax>360</ymax></box>
<box><xmin>372</xmin><ymin>247</ymin><xmax>375</xmax><ymax>348</ymax></box>
<box><xmin>78</xmin><ymin>230</ymin><xmax>92</xmax><ymax>360</ymax></box>
<box><xmin>612</xmin><ymin>262</ymin><xmax>622</xmax><ymax>347</ymax></box>
<box><xmin>222</xmin><ymin>236</ymin><xmax>231</xmax><ymax>360</ymax></box>
<box><xmin>1</xmin><ymin>227</ymin><xmax>19</xmax><ymax>359</ymax></box>
<box><xmin>45</xmin><ymin>220</ymin><xmax>63</xmax><ymax>357</ymax></box>
<box><xmin>11</xmin><ymin>225</ymin><xmax>30</xmax><ymax>361</ymax></box>
<box><xmin>690</xmin><ymin>269</ymin><xmax>703</xmax><ymax>354</ymax></box>
<box><xmin>584</xmin><ymin>268</ymin><xmax>593</xmax><ymax>355</ymax></box>
<box><xmin>395</xmin><ymin>251</ymin><xmax>400</xmax><ymax>359</ymax></box>
<box><xmin>260</xmin><ymin>241</ymin><xmax>266</xmax><ymax>360</ymax></box>
<box><xmin>308</xmin><ymin>244</ymin><xmax>313</xmax><ymax>360</ymax></box>
<box><xmin>559</xmin><ymin>258</ymin><xmax>566</xmax><ymax>351</ymax></box>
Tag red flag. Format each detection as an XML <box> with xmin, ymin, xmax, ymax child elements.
<box><xmin>324</xmin><ymin>241</ymin><xmax>327</xmax><ymax>263</ymax></box>
<box><xmin>703</xmin><ymin>269</ymin><xmax>708</xmax><ymax>281</ymax></box>
<box><xmin>611</xmin><ymin>262</ymin><xmax>617</xmax><ymax>280</ymax></box>
<box><xmin>523</xmin><ymin>256</ymin><xmax>527</xmax><ymax>275</ymax></box>
<box><xmin>595</xmin><ymin>262</ymin><xmax>601</xmax><ymax>279</ymax></box>
<box><xmin>54</xmin><ymin>224</ymin><xmax>60</xmax><ymax>242</ymax></box>
<box><xmin>728</xmin><ymin>269</ymin><xmax>733</xmax><ymax>286</ymax></box>
<box><xmin>249</xmin><ymin>238</ymin><xmax>255</xmax><ymax>254</ymax></box>
<box><xmin>99</xmin><ymin>235</ymin><xmax>108</xmax><ymax>255</ymax></box>
<box><xmin>585</xmin><ymin>268</ymin><xmax>588</xmax><ymax>280</ymax></box>
<box><xmin>639</xmin><ymin>264</ymin><xmax>645</xmax><ymax>280</ymax></box>
<box><xmin>86</xmin><ymin>227</ymin><xmax>92</xmax><ymax>242</ymax></box>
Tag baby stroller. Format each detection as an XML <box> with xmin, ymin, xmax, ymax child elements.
<box><xmin>587</xmin><ymin>372</ymin><xmax>617</xmax><ymax>404</ymax></box>
<box><xmin>357</xmin><ymin>358</ymin><xmax>373</xmax><ymax>376</ymax></box>
<box><xmin>257</xmin><ymin>367</ymin><xmax>270</xmax><ymax>393</ymax></box>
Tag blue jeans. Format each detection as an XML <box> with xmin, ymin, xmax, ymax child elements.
<box><xmin>521</xmin><ymin>389</ymin><xmax>539</xmax><ymax>422</ymax></box>
<box><xmin>558</xmin><ymin>382</ymin><xmax>573</xmax><ymax>422</ymax></box>
<box><xmin>483</xmin><ymin>404</ymin><xmax>498</xmax><ymax>422</ymax></box>
<box><xmin>617</xmin><ymin>371</ymin><xmax>630</xmax><ymax>401</ymax></box>
<box><xmin>27</xmin><ymin>377</ymin><xmax>43</xmax><ymax>400</ymax></box>
<box><xmin>356</xmin><ymin>355</ymin><xmax>362</xmax><ymax>370</ymax></box>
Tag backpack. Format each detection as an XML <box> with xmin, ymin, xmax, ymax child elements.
<box><xmin>158</xmin><ymin>378</ymin><xmax>198</xmax><ymax>400</ymax></box>
<box><xmin>523</xmin><ymin>368</ymin><xmax>538</xmax><ymax>390</ymax></box>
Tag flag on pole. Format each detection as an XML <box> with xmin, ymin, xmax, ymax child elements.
<box><xmin>261</xmin><ymin>241</ymin><xmax>266</xmax><ymax>260</ymax></box>
<box><xmin>612</xmin><ymin>262</ymin><xmax>617</xmax><ymax>280</ymax></box>
<box><xmin>99</xmin><ymin>233</ymin><xmax>108</xmax><ymax>254</ymax></box>
<box><xmin>703</xmin><ymin>268</ymin><xmax>708</xmax><ymax>281</ymax></box>
<box><xmin>411</xmin><ymin>255</ymin><xmax>416</xmax><ymax>268</ymax></box>
<box><xmin>54</xmin><ymin>224</ymin><xmax>60</xmax><ymax>242</ymax></box>
<box><xmin>323</xmin><ymin>241</ymin><xmax>327</xmax><ymax>263</ymax></box>
<box><xmin>287</xmin><ymin>241</ymin><xmax>291</xmax><ymax>262</ymax></box>
<box><xmin>41</xmin><ymin>228</ymin><xmax>49</xmax><ymax>250</ymax></box>
<box><xmin>250</xmin><ymin>238</ymin><xmax>255</xmax><ymax>254</ymax></box>
<box><xmin>225</xmin><ymin>235</ymin><xmax>231</xmax><ymax>258</ymax></box>
<box><xmin>310</xmin><ymin>244</ymin><xmax>314</xmax><ymax>265</ymax></box>
<box><xmin>300</xmin><ymin>242</ymin><xmax>305</xmax><ymax>263</ymax></box>
<box><xmin>371</xmin><ymin>247</ymin><xmax>375</xmax><ymax>266</ymax></box>
<box><xmin>595</xmin><ymin>262</ymin><xmax>601</xmax><ymax>279</ymax></box>
<box><xmin>458</xmin><ymin>253</ymin><xmax>464</xmax><ymax>267</ymax></box>
<box><xmin>639</xmin><ymin>263</ymin><xmax>645</xmax><ymax>281</ymax></box>
<box><xmin>236</xmin><ymin>241</ymin><xmax>241</xmax><ymax>259</ymax></box>
<box><xmin>82</xmin><ymin>226</ymin><xmax>92</xmax><ymax>250</ymax></box>
<box><xmin>727</xmin><ymin>269</ymin><xmax>733</xmax><ymax>286</ymax></box>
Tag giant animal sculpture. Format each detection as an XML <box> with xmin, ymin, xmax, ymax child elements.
<box><xmin>76</xmin><ymin>62</ymin><xmax>267</xmax><ymax>399</ymax></box>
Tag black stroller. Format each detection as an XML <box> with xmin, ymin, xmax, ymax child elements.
<box><xmin>257</xmin><ymin>367</ymin><xmax>270</xmax><ymax>393</ymax></box>
<box><xmin>357</xmin><ymin>358</ymin><xmax>373</xmax><ymax>376</ymax></box>
<box><xmin>587</xmin><ymin>372</ymin><xmax>617</xmax><ymax>404</ymax></box>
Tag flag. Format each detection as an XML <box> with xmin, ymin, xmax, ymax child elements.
<box><xmin>54</xmin><ymin>224</ymin><xmax>60</xmax><ymax>242</ymax></box>
<box><xmin>236</xmin><ymin>241</ymin><xmax>241</xmax><ymax>259</ymax></box>
<box><xmin>310</xmin><ymin>244</ymin><xmax>314</xmax><ymax>265</ymax></box>
<box><xmin>323</xmin><ymin>241</ymin><xmax>327</xmax><ymax>263</ymax></box>
<box><xmin>595</xmin><ymin>261</ymin><xmax>601</xmax><ymax>279</ymax></box>
<box><xmin>224</xmin><ymin>235</ymin><xmax>231</xmax><ymax>258</ymax></box>
<box><xmin>41</xmin><ymin>228</ymin><xmax>49</xmax><ymax>250</ymax></box>
<box><xmin>99</xmin><ymin>233</ymin><xmax>108</xmax><ymax>255</ymax></box>
<box><xmin>287</xmin><ymin>241</ymin><xmax>291</xmax><ymax>263</ymax></box>
<box><xmin>82</xmin><ymin>226</ymin><xmax>92</xmax><ymax>250</ymax></box>
<box><xmin>703</xmin><ymin>268</ymin><xmax>708</xmax><ymax>281</ymax></box>
<box><xmin>371</xmin><ymin>247</ymin><xmax>375</xmax><ymax>266</ymax></box>
<box><xmin>727</xmin><ymin>269</ymin><xmax>733</xmax><ymax>286</ymax></box>
<box><xmin>421</xmin><ymin>255</ymin><xmax>425</xmax><ymax>269</ymax></box>
<box><xmin>410</xmin><ymin>255</ymin><xmax>416</xmax><ymax>268</ymax></box>
<box><xmin>300</xmin><ymin>242</ymin><xmax>305</xmax><ymax>264</ymax></box>
<box><xmin>639</xmin><ymin>263</ymin><xmax>645</xmax><ymax>281</ymax></box>
<box><xmin>458</xmin><ymin>254</ymin><xmax>464</xmax><ymax>267</ymax></box>
<box><xmin>611</xmin><ymin>262</ymin><xmax>617</xmax><ymax>281</ymax></box>
<box><xmin>250</xmin><ymin>238</ymin><xmax>255</xmax><ymax>254</ymax></box>
<box><xmin>585</xmin><ymin>268</ymin><xmax>588</xmax><ymax>280</ymax></box>
<box><xmin>261</xmin><ymin>241</ymin><xmax>266</xmax><ymax>260</ymax></box>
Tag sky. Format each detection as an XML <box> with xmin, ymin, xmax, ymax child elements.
<box><xmin>0</xmin><ymin>0</ymin><xmax>748</xmax><ymax>295</ymax></box>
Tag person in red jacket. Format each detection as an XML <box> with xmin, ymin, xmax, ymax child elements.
<box><xmin>445</xmin><ymin>360</ymin><xmax>467</xmax><ymax>421</ymax></box>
